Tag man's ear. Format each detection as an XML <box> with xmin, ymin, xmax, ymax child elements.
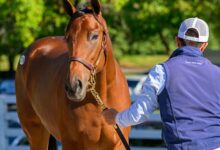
<box><xmin>175</xmin><ymin>37</ymin><xmax>181</xmax><ymax>48</ymax></box>
<box><xmin>199</xmin><ymin>42</ymin><xmax>208</xmax><ymax>53</ymax></box>
<box><xmin>63</xmin><ymin>0</ymin><xmax>77</xmax><ymax>17</ymax></box>
<box><xmin>91</xmin><ymin>0</ymin><xmax>101</xmax><ymax>15</ymax></box>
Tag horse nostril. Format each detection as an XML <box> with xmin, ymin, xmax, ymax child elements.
<box><xmin>76</xmin><ymin>80</ymin><xmax>82</xmax><ymax>90</ymax></box>
<box><xmin>69</xmin><ymin>79</ymin><xmax>83</xmax><ymax>93</ymax></box>
<box><xmin>65</xmin><ymin>78</ymin><xmax>86</xmax><ymax>101</ymax></box>
<box><xmin>73</xmin><ymin>79</ymin><xmax>83</xmax><ymax>93</ymax></box>
<box><xmin>65</xmin><ymin>83</ymin><xmax>69</xmax><ymax>92</ymax></box>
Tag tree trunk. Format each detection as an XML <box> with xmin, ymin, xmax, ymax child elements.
<box><xmin>159</xmin><ymin>31</ymin><xmax>170</xmax><ymax>55</ymax></box>
<box><xmin>8</xmin><ymin>54</ymin><xmax>15</xmax><ymax>78</ymax></box>
<box><xmin>74</xmin><ymin>0</ymin><xmax>79</xmax><ymax>6</ymax></box>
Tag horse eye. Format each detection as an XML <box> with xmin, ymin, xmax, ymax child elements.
<box><xmin>89</xmin><ymin>32</ymin><xmax>99</xmax><ymax>41</ymax></box>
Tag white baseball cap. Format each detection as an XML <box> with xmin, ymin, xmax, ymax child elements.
<box><xmin>178</xmin><ymin>17</ymin><xmax>209</xmax><ymax>42</ymax></box>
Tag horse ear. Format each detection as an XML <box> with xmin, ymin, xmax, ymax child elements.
<box><xmin>91</xmin><ymin>0</ymin><xmax>101</xmax><ymax>15</ymax></box>
<box><xmin>74</xmin><ymin>0</ymin><xmax>79</xmax><ymax>8</ymax></box>
<box><xmin>63</xmin><ymin>0</ymin><xmax>77</xmax><ymax>17</ymax></box>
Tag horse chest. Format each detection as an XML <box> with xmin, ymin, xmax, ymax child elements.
<box><xmin>78</xmin><ymin>121</ymin><xmax>101</xmax><ymax>143</ymax></box>
<box><xmin>72</xmin><ymin>108</ymin><xmax>103</xmax><ymax>141</ymax></box>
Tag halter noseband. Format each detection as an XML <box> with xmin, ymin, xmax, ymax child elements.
<box><xmin>66</xmin><ymin>8</ymin><xmax>107</xmax><ymax>72</ymax></box>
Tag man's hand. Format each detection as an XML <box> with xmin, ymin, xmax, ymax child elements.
<box><xmin>102</xmin><ymin>108</ymin><xmax>118</xmax><ymax>125</ymax></box>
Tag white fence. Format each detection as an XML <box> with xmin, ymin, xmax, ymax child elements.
<box><xmin>0</xmin><ymin>94</ymin><xmax>166</xmax><ymax>150</ymax></box>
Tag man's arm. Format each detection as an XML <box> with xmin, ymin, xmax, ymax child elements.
<box><xmin>102</xmin><ymin>65</ymin><xmax>166</xmax><ymax>127</ymax></box>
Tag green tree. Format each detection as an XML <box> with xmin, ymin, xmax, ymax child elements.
<box><xmin>0</xmin><ymin>0</ymin><xmax>44</xmax><ymax>73</ymax></box>
<box><xmin>121</xmin><ymin>0</ymin><xmax>200</xmax><ymax>54</ymax></box>
<box><xmin>37</xmin><ymin>0</ymin><xmax>69</xmax><ymax>38</ymax></box>
<box><xmin>199</xmin><ymin>0</ymin><xmax>220</xmax><ymax>49</ymax></box>
<box><xmin>1</xmin><ymin>0</ymin><xmax>220</xmax><ymax>72</ymax></box>
<box><xmin>105</xmin><ymin>0</ymin><xmax>220</xmax><ymax>55</ymax></box>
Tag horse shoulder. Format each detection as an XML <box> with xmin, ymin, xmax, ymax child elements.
<box><xmin>19</xmin><ymin>36</ymin><xmax>68</xmax><ymax>72</ymax></box>
<box><xmin>18</xmin><ymin>36</ymin><xmax>69</xmax><ymax>95</ymax></box>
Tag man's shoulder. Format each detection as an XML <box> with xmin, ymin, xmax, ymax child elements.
<box><xmin>150</xmin><ymin>64</ymin><xmax>165</xmax><ymax>73</ymax></box>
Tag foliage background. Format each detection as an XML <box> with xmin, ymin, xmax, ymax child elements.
<box><xmin>0</xmin><ymin>0</ymin><xmax>220</xmax><ymax>72</ymax></box>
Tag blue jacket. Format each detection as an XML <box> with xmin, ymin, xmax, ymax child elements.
<box><xmin>158</xmin><ymin>46</ymin><xmax>220</xmax><ymax>150</ymax></box>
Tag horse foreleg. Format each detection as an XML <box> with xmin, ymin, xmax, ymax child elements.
<box><xmin>17</xmin><ymin>97</ymin><xmax>50</xmax><ymax>150</ymax></box>
<box><xmin>25</xmin><ymin>120</ymin><xmax>50</xmax><ymax>150</ymax></box>
<box><xmin>16</xmin><ymin>80</ymin><xmax>50</xmax><ymax>150</ymax></box>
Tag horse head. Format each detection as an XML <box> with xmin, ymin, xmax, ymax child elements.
<box><xmin>63</xmin><ymin>0</ymin><xmax>107</xmax><ymax>102</ymax></box>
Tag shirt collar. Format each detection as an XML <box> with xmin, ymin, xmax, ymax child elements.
<box><xmin>170</xmin><ymin>46</ymin><xmax>203</xmax><ymax>59</ymax></box>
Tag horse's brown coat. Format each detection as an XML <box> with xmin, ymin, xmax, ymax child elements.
<box><xmin>16</xmin><ymin>1</ymin><xmax>131</xmax><ymax>150</ymax></box>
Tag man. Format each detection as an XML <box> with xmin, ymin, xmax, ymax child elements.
<box><xmin>102</xmin><ymin>17</ymin><xmax>220</xmax><ymax>150</ymax></box>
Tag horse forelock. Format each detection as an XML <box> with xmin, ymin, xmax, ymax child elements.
<box><xmin>65</xmin><ymin>8</ymin><xmax>107</xmax><ymax>39</ymax></box>
<box><xmin>65</xmin><ymin>8</ymin><xmax>93</xmax><ymax>35</ymax></box>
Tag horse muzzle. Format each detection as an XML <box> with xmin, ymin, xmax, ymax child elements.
<box><xmin>65</xmin><ymin>78</ymin><xmax>86</xmax><ymax>102</ymax></box>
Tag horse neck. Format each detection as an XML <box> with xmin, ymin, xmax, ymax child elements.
<box><xmin>95</xmin><ymin>34</ymin><xmax>118</xmax><ymax>98</ymax></box>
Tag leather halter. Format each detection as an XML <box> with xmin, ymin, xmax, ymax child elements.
<box><xmin>66</xmin><ymin>9</ymin><xmax>107</xmax><ymax>72</ymax></box>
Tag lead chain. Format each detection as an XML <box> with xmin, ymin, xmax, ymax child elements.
<box><xmin>87</xmin><ymin>71</ymin><xmax>107</xmax><ymax>110</ymax></box>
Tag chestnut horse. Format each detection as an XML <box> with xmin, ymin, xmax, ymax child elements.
<box><xmin>15</xmin><ymin>0</ymin><xmax>131</xmax><ymax>150</ymax></box>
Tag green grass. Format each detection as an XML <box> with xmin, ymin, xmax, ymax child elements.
<box><xmin>119</xmin><ymin>55</ymin><xmax>169</xmax><ymax>70</ymax></box>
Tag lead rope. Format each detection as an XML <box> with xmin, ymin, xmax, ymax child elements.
<box><xmin>87</xmin><ymin>71</ymin><xmax>131</xmax><ymax>150</ymax></box>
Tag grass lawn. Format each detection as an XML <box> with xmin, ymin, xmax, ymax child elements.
<box><xmin>119</xmin><ymin>55</ymin><xmax>169</xmax><ymax>70</ymax></box>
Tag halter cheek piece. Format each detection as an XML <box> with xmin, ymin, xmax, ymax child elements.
<box><xmin>66</xmin><ymin>8</ymin><xmax>107</xmax><ymax>73</ymax></box>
